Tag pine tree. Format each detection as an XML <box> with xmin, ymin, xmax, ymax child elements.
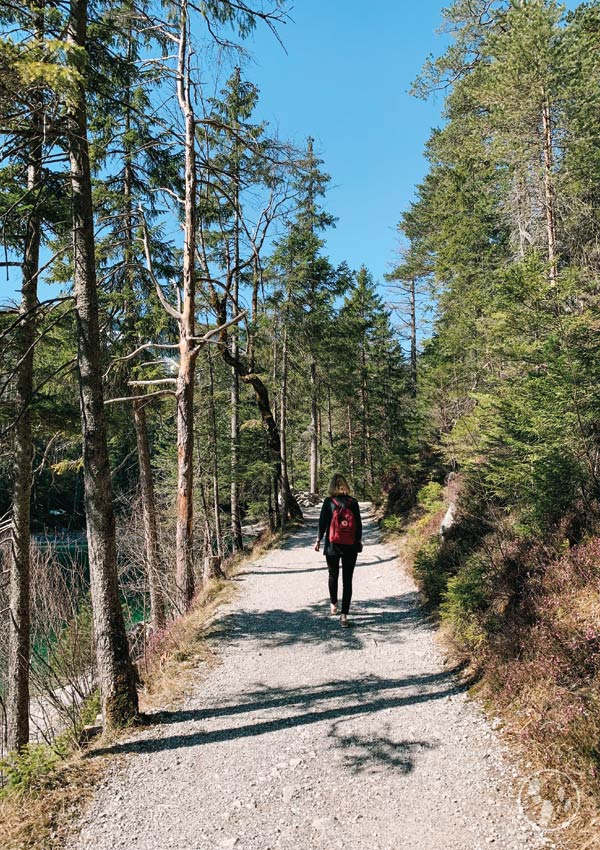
<box><xmin>269</xmin><ymin>137</ymin><xmax>342</xmax><ymax>496</ymax></box>
<box><xmin>66</xmin><ymin>0</ymin><xmax>139</xmax><ymax>726</ymax></box>
<box><xmin>0</xmin><ymin>0</ymin><xmax>46</xmax><ymax>752</ymax></box>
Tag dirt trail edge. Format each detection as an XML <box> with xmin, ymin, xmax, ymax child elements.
<box><xmin>70</xmin><ymin>505</ymin><xmax>547</xmax><ymax>850</ymax></box>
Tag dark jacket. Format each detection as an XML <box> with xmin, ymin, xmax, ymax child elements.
<box><xmin>318</xmin><ymin>495</ymin><xmax>362</xmax><ymax>557</ymax></box>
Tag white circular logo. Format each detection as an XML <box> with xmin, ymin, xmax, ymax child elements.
<box><xmin>518</xmin><ymin>769</ymin><xmax>581</xmax><ymax>832</ymax></box>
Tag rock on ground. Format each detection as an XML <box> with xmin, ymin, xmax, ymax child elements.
<box><xmin>69</xmin><ymin>505</ymin><xmax>547</xmax><ymax>850</ymax></box>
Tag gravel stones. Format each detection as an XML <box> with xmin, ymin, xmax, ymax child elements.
<box><xmin>68</xmin><ymin>506</ymin><xmax>545</xmax><ymax>850</ymax></box>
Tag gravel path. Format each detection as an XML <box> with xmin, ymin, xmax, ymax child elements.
<box><xmin>70</xmin><ymin>505</ymin><xmax>546</xmax><ymax>850</ymax></box>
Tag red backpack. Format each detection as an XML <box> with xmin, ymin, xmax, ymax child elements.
<box><xmin>329</xmin><ymin>497</ymin><xmax>356</xmax><ymax>545</ymax></box>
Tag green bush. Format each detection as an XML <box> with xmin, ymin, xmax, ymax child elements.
<box><xmin>0</xmin><ymin>742</ymin><xmax>67</xmax><ymax>797</ymax></box>
<box><xmin>77</xmin><ymin>690</ymin><xmax>101</xmax><ymax>728</ymax></box>
<box><xmin>413</xmin><ymin>537</ymin><xmax>447</xmax><ymax>604</ymax></box>
<box><xmin>416</xmin><ymin>481</ymin><xmax>444</xmax><ymax>512</ymax></box>
<box><xmin>381</xmin><ymin>515</ymin><xmax>403</xmax><ymax>534</ymax></box>
<box><xmin>440</xmin><ymin>555</ymin><xmax>490</xmax><ymax>650</ymax></box>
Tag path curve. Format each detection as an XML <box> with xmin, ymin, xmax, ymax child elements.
<box><xmin>70</xmin><ymin>505</ymin><xmax>545</xmax><ymax>850</ymax></box>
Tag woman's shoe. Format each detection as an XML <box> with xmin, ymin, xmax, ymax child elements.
<box><xmin>330</xmin><ymin>602</ymin><xmax>338</xmax><ymax>615</ymax></box>
<box><xmin>340</xmin><ymin>614</ymin><xmax>349</xmax><ymax>628</ymax></box>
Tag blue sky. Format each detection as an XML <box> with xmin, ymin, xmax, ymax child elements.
<box><xmin>0</xmin><ymin>1</ymin><xmax>448</xmax><ymax>305</ymax></box>
<box><xmin>1</xmin><ymin>1</ymin><xmax>580</xmax><ymax>305</ymax></box>
<box><xmin>245</xmin><ymin>0</ymin><xmax>449</xmax><ymax>285</ymax></box>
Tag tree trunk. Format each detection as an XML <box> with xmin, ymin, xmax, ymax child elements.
<box><xmin>207</xmin><ymin>349</ymin><xmax>223</xmax><ymax>560</ymax></box>
<box><xmin>200</xmin><ymin>480</ymin><xmax>222</xmax><ymax>581</ymax></box>
<box><xmin>409</xmin><ymin>278</ymin><xmax>417</xmax><ymax>396</ymax></box>
<box><xmin>230</xmin><ymin>72</ymin><xmax>243</xmax><ymax>552</ymax></box>
<box><xmin>174</xmin><ymin>1</ymin><xmax>198</xmax><ymax>613</ymax></box>
<box><xmin>121</xmin><ymin>54</ymin><xmax>165</xmax><ymax>631</ymax></box>
<box><xmin>267</xmin><ymin>472</ymin><xmax>276</xmax><ymax>533</ymax></box>
<box><xmin>327</xmin><ymin>386</ymin><xmax>334</xmax><ymax>450</ymax></box>
<box><xmin>67</xmin><ymin>0</ymin><xmax>138</xmax><ymax>727</ymax></box>
<box><xmin>216</xmin><ymin>315</ymin><xmax>302</xmax><ymax>523</ymax></box>
<box><xmin>230</xmin><ymin>366</ymin><xmax>242</xmax><ymax>550</ymax></box>
<box><xmin>309</xmin><ymin>359</ymin><xmax>318</xmax><ymax>495</ymax></box>
<box><xmin>366</xmin><ymin>423</ymin><xmax>375</xmax><ymax>488</ymax></box>
<box><xmin>133</xmin><ymin>400</ymin><xmax>165</xmax><ymax>631</ymax></box>
<box><xmin>541</xmin><ymin>91</ymin><xmax>558</xmax><ymax>287</ymax></box>
<box><xmin>279</xmin><ymin>321</ymin><xmax>292</xmax><ymax>519</ymax></box>
<box><xmin>251</xmin><ymin>372</ymin><xmax>301</xmax><ymax>522</ymax></box>
<box><xmin>360</xmin><ymin>346</ymin><xmax>368</xmax><ymax>496</ymax></box>
<box><xmin>175</xmin><ymin>347</ymin><xmax>195</xmax><ymax>612</ymax></box>
<box><xmin>6</xmin><ymin>92</ymin><xmax>42</xmax><ymax>752</ymax></box>
<box><xmin>248</xmin><ymin>257</ymin><xmax>259</xmax><ymax>372</ymax></box>
<box><xmin>318</xmin><ymin>409</ymin><xmax>322</xmax><ymax>460</ymax></box>
<box><xmin>347</xmin><ymin>404</ymin><xmax>355</xmax><ymax>483</ymax></box>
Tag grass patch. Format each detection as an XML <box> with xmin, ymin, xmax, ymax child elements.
<box><xmin>0</xmin><ymin>749</ymin><xmax>108</xmax><ymax>850</ymax></box>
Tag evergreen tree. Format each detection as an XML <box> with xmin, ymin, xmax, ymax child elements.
<box><xmin>269</xmin><ymin>137</ymin><xmax>343</xmax><ymax>495</ymax></box>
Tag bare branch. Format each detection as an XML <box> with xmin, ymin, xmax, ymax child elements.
<box><xmin>111</xmin><ymin>341</ymin><xmax>180</xmax><ymax>365</ymax></box>
<box><xmin>138</xmin><ymin>207</ymin><xmax>182</xmax><ymax>321</ymax></box>
<box><xmin>128</xmin><ymin>378</ymin><xmax>178</xmax><ymax>387</ymax></box>
<box><xmin>189</xmin><ymin>310</ymin><xmax>247</xmax><ymax>355</ymax></box>
<box><xmin>105</xmin><ymin>390</ymin><xmax>176</xmax><ymax>405</ymax></box>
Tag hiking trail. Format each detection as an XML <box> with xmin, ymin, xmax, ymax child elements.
<box><xmin>69</xmin><ymin>505</ymin><xmax>546</xmax><ymax>850</ymax></box>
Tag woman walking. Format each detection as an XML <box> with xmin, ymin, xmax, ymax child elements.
<box><xmin>314</xmin><ymin>474</ymin><xmax>363</xmax><ymax>627</ymax></box>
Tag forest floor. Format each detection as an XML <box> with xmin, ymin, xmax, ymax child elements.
<box><xmin>67</xmin><ymin>505</ymin><xmax>550</xmax><ymax>850</ymax></box>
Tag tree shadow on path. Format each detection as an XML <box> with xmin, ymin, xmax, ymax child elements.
<box><xmin>206</xmin><ymin>592</ymin><xmax>431</xmax><ymax>653</ymax></box>
<box><xmin>90</xmin><ymin>511</ymin><xmax>455</xmax><ymax>776</ymax></box>
<box><xmin>327</xmin><ymin>719</ymin><xmax>438</xmax><ymax>775</ymax></box>
<box><xmin>90</xmin><ymin>669</ymin><xmax>463</xmax><ymax>764</ymax></box>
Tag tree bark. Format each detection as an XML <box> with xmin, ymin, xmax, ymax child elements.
<box><xmin>121</xmin><ymin>51</ymin><xmax>165</xmax><ymax>631</ymax></box>
<box><xmin>6</xmin><ymin>88</ymin><xmax>42</xmax><ymax>752</ymax></box>
<box><xmin>133</xmin><ymin>400</ymin><xmax>165</xmax><ymax>631</ymax></box>
<box><xmin>67</xmin><ymin>0</ymin><xmax>138</xmax><ymax>727</ymax></box>
<box><xmin>175</xmin><ymin>345</ymin><xmax>195</xmax><ymax>612</ymax></box>
<box><xmin>366</xmin><ymin>423</ymin><xmax>375</xmax><ymax>488</ymax></box>
<box><xmin>248</xmin><ymin>257</ymin><xmax>259</xmax><ymax>372</ymax></box>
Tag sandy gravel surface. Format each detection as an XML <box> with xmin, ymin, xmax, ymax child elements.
<box><xmin>69</xmin><ymin>505</ymin><xmax>547</xmax><ymax>850</ymax></box>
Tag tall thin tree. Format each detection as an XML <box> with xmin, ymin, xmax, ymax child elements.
<box><xmin>66</xmin><ymin>0</ymin><xmax>138</xmax><ymax>726</ymax></box>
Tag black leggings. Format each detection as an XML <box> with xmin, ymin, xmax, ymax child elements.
<box><xmin>326</xmin><ymin>552</ymin><xmax>357</xmax><ymax>615</ymax></box>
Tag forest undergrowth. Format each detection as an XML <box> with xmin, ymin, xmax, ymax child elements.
<box><xmin>389</xmin><ymin>478</ymin><xmax>600</xmax><ymax>850</ymax></box>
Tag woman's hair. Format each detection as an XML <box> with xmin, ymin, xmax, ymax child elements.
<box><xmin>328</xmin><ymin>473</ymin><xmax>351</xmax><ymax>497</ymax></box>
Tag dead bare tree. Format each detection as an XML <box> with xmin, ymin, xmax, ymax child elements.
<box><xmin>195</xmin><ymin>163</ymin><xmax>303</xmax><ymax>525</ymax></box>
